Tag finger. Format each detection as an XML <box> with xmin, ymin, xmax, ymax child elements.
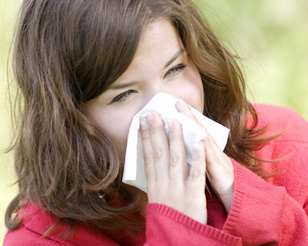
<box><xmin>202</xmin><ymin>134</ymin><xmax>234</xmax><ymax>212</ymax></box>
<box><xmin>187</xmin><ymin>141</ymin><xmax>206</xmax><ymax>188</ymax></box>
<box><xmin>175</xmin><ymin>99</ymin><xmax>203</xmax><ymax>128</ymax></box>
<box><xmin>202</xmin><ymin>134</ymin><xmax>234</xmax><ymax>193</ymax></box>
<box><xmin>203</xmin><ymin>131</ymin><xmax>233</xmax><ymax>172</ymax></box>
<box><xmin>175</xmin><ymin>99</ymin><xmax>187</xmax><ymax>113</ymax></box>
<box><xmin>140</xmin><ymin>116</ymin><xmax>156</xmax><ymax>183</ymax></box>
<box><xmin>175</xmin><ymin>99</ymin><xmax>195</xmax><ymax>118</ymax></box>
<box><xmin>147</xmin><ymin>111</ymin><xmax>170</xmax><ymax>181</ymax></box>
<box><xmin>202</xmin><ymin>135</ymin><xmax>226</xmax><ymax>177</ymax></box>
<box><xmin>168</xmin><ymin>119</ymin><xmax>187</xmax><ymax>181</ymax></box>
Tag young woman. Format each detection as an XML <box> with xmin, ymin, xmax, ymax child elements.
<box><xmin>4</xmin><ymin>0</ymin><xmax>308</xmax><ymax>245</ymax></box>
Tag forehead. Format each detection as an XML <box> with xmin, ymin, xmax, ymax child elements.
<box><xmin>109</xmin><ymin>19</ymin><xmax>185</xmax><ymax>85</ymax></box>
<box><xmin>135</xmin><ymin>19</ymin><xmax>184</xmax><ymax>58</ymax></box>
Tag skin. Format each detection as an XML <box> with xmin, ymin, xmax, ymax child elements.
<box><xmin>84</xmin><ymin>19</ymin><xmax>204</xmax><ymax>163</ymax></box>
<box><xmin>84</xmin><ymin>19</ymin><xmax>234</xmax><ymax>224</ymax></box>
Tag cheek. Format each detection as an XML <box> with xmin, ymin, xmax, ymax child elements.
<box><xmin>97</xmin><ymin>115</ymin><xmax>131</xmax><ymax>161</ymax></box>
<box><xmin>85</xmin><ymin>100</ymin><xmax>139</xmax><ymax>164</ymax></box>
<box><xmin>189</xmin><ymin>62</ymin><xmax>203</xmax><ymax>93</ymax></box>
<box><xmin>180</xmin><ymin>66</ymin><xmax>204</xmax><ymax>112</ymax></box>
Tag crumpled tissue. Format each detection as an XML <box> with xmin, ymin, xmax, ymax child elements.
<box><xmin>122</xmin><ymin>93</ymin><xmax>230</xmax><ymax>192</ymax></box>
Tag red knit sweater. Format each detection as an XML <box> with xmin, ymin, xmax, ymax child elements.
<box><xmin>4</xmin><ymin>104</ymin><xmax>308</xmax><ymax>245</ymax></box>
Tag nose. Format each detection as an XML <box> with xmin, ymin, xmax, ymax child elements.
<box><xmin>143</xmin><ymin>84</ymin><xmax>173</xmax><ymax>107</ymax></box>
<box><xmin>139</xmin><ymin>80</ymin><xmax>189</xmax><ymax>113</ymax></box>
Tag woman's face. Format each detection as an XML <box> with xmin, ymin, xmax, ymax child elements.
<box><xmin>84</xmin><ymin>19</ymin><xmax>204</xmax><ymax>163</ymax></box>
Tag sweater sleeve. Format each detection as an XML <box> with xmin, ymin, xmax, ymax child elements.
<box><xmin>145</xmin><ymin>152</ymin><xmax>308</xmax><ymax>246</ymax></box>
<box><xmin>223</xmin><ymin>158</ymin><xmax>308</xmax><ymax>245</ymax></box>
<box><xmin>221</xmin><ymin>105</ymin><xmax>308</xmax><ymax>245</ymax></box>
<box><xmin>144</xmin><ymin>203</ymin><xmax>242</xmax><ymax>246</ymax></box>
<box><xmin>143</xmin><ymin>152</ymin><xmax>308</xmax><ymax>246</ymax></box>
<box><xmin>144</xmin><ymin>136</ymin><xmax>308</xmax><ymax>246</ymax></box>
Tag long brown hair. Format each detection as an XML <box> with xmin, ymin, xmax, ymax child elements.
<box><xmin>6</xmin><ymin>0</ymin><xmax>273</xmax><ymax>232</ymax></box>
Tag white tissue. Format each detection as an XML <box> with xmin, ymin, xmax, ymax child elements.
<box><xmin>122</xmin><ymin>93</ymin><xmax>230</xmax><ymax>192</ymax></box>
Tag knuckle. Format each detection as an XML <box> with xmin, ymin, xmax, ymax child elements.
<box><xmin>153</xmin><ymin>146</ymin><xmax>163</xmax><ymax>160</ymax></box>
<box><xmin>143</xmin><ymin>152</ymin><xmax>152</xmax><ymax>164</ymax></box>
<box><xmin>169</xmin><ymin>155</ymin><xmax>178</xmax><ymax>167</ymax></box>
<box><xmin>189</xmin><ymin>168</ymin><xmax>202</xmax><ymax>180</ymax></box>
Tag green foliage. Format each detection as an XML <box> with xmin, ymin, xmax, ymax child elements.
<box><xmin>0</xmin><ymin>0</ymin><xmax>21</xmax><ymax>242</ymax></box>
<box><xmin>196</xmin><ymin>0</ymin><xmax>308</xmax><ymax>118</ymax></box>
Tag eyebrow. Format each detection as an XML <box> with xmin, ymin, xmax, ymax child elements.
<box><xmin>109</xmin><ymin>48</ymin><xmax>186</xmax><ymax>90</ymax></box>
<box><xmin>109</xmin><ymin>81</ymin><xmax>139</xmax><ymax>90</ymax></box>
<box><xmin>163</xmin><ymin>48</ymin><xmax>186</xmax><ymax>69</ymax></box>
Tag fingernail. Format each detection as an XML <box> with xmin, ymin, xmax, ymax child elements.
<box><xmin>168</xmin><ymin>119</ymin><xmax>174</xmax><ymax>132</ymax></box>
<box><xmin>140</xmin><ymin>116</ymin><xmax>148</xmax><ymax>129</ymax></box>
<box><xmin>178</xmin><ymin>99</ymin><xmax>186</xmax><ymax>107</ymax></box>
<box><xmin>176</xmin><ymin>99</ymin><xmax>188</xmax><ymax>113</ymax></box>
<box><xmin>146</xmin><ymin>112</ymin><xmax>154</xmax><ymax>124</ymax></box>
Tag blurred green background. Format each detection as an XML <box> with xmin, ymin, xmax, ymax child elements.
<box><xmin>1</xmin><ymin>0</ymin><xmax>307</xmax><ymax>243</ymax></box>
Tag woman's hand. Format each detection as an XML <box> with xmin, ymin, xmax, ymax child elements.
<box><xmin>176</xmin><ymin>100</ymin><xmax>234</xmax><ymax>213</ymax></box>
<box><xmin>140</xmin><ymin>111</ymin><xmax>207</xmax><ymax>224</ymax></box>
